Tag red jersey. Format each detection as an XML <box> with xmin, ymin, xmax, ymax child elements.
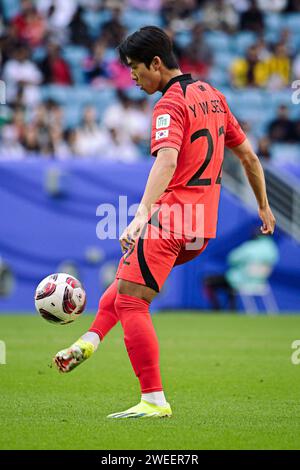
<box><xmin>150</xmin><ymin>74</ymin><xmax>246</xmax><ymax>238</ymax></box>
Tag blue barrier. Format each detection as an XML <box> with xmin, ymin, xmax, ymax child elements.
<box><xmin>0</xmin><ymin>159</ymin><xmax>299</xmax><ymax>313</ymax></box>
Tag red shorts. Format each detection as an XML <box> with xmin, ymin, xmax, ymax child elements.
<box><xmin>116</xmin><ymin>217</ymin><xmax>209</xmax><ymax>293</ymax></box>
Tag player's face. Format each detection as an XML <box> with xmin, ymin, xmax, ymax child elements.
<box><xmin>127</xmin><ymin>58</ymin><xmax>161</xmax><ymax>95</ymax></box>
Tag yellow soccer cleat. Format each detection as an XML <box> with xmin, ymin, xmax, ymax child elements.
<box><xmin>107</xmin><ymin>400</ymin><xmax>172</xmax><ymax>419</ymax></box>
<box><xmin>53</xmin><ymin>338</ymin><xmax>95</xmax><ymax>373</ymax></box>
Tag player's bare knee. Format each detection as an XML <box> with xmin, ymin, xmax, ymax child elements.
<box><xmin>117</xmin><ymin>279</ymin><xmax>156</xmax><ymax>303</ymax></box>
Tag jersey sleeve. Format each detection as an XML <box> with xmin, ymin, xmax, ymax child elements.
<box><xmin>214</xmin><ymin>88</ymin><xmax>246</xmax><ymax>148</ymax></box>
<box><xmin>151</xmin><ymin>96</ymin><xmax>186</xmax><ymax>157</ymax></box>
<box><xmin>225</xmin><ymin>107</ymin><xmax>247</xmax><ymax>148</ymax></box>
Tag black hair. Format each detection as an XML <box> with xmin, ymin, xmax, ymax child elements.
<box><xmin>118</xmin><ymin>26</ymin><xmax>179</xmax><ymax>70</ymax></box>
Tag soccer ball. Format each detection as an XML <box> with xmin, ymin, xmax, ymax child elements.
<box><xmin>34</xmin><ymin>273</ymin><xmax>86</xmax><ymax>324</ymax></box>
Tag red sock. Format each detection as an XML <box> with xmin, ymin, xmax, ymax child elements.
<box><xmin>89</xmin><ymin>279</ymin><xmax>119</xmax><ymax>340</ymax></box>
<box><xmin>114</xmin><ymin>293</ymin><xmax>163</xmax><ymax>393</ymax></box>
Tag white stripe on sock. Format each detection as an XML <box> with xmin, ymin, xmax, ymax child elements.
<box><xmin>81</xmin><ymin>332</ymin><xmax>100</xmax><ymax>350</ymax></box>
<box><xmin>142</xmin><ymin>391</ymin><xmax>167</xmax><ymax>407</ymax></box>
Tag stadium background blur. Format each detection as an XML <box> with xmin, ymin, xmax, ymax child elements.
<box><xmin>1</xmin><ymin>0</ymin><xmax>300</xmax><ymax>314</ymax></box>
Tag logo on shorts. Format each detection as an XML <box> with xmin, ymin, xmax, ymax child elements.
<box><xmin>155</xmin><ymin>130</ymin><xmax>169</xmax><ymax>140</ymax></box>
<box><xmin>156</xmin><ymin>114</ymin><xmax>171</xmax><ymax>129</ymax></box>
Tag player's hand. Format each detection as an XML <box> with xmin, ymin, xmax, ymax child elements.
<box><xmin>119</xmin><ymin>214</ymin><xmax>148</xmax><ymax>254</ymax></box>
<box><xmin>258</xmin><ymin>205</ymin><xmax>276</xmax><ymax>235</ymax></box>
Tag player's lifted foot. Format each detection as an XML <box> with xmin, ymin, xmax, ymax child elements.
<box><xmin>53</xmin><ymin>338</ymin><xmax>95</xmax><ymax>373</ymax></box>
<box><xmin>107</xmin><ymin>400</ymin><xmax>172</xmax><ymax>419</ymax></box>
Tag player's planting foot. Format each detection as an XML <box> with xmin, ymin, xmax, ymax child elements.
<box><xmin>107</xmin><ymin>400</ymin><xmax>172</xmax><ymax>419</ymax></box>
<box><xmin>53</xmin><ymin>338</ymin><xmax>95</xmax><ymax>373</ymax></box>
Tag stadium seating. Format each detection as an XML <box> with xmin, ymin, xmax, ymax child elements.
<box><xmin>40</xmin><ymin>85</ymin><xmax>117</xmax><ymax>127</ymax></box>
<box><xmin>122</xmin><ymin>8</ymin><xmax>162</xmax><ymax>33</ymax></box>
<box><xmin>82</xmin><ymin>9</ymin><xmax>110</xmax><ymax>38</ymax></box>
<box><xmin>62</xmin><ymin>46</ymin><xmax>89</xmax><ymax>84</ymax></box>
<box><xmin>1</xmin><ymin>2</ymin><xmax>299</xmax><ymax>178</ymax></box>
<box><xmin>1</xmin><ymin>0</ymin><xmax>20</xmax><ymax>20</ymax></box>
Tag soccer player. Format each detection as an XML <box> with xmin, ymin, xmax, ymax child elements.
<box><xmin>54</xmin><ymin>26</ymin><xmax>276</xmax><ymax>418</ymax></box>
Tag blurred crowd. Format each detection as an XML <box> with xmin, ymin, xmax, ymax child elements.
<box><xmin>0</xmin><ymin>0</ymin><xmax>300</xmax><ymax>161</ymax></box>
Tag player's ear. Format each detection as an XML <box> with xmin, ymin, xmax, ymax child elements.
<box><xmin>151</xmin><ymin>56</ymin><xmax>161</xmax><ymax>71</ymax></box>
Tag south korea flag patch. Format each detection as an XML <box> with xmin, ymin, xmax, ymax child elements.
<box><xmin>156</xmin><ymin>114</ymin><xmax>171</xmax><ymax>129</ymax></box>
<box><xmin>155</xmin><ymin>129</ymin><xmax>169</xmax><ymax>140</ymax></box>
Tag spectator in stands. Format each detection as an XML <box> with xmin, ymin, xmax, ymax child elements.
<box><xmin>11</xmin><ymin>0</ymin><xmax>47</xmax><ymax>48</ymax></box>
<box><xmin>203</xmin><ymin>231</ymin><xmax>279</xmax><ymax>311</ymax></box>
<box><xmin>293</xmin><ymin>119</ymin><xmax>300</xmax><ymax>141</ymax></box>
<box><xmin>228</xmin><ymin>0</ymin><xmax>252</xmax><ymax>13</ymax></box>
<box><xmin>161</xmin><ymin>0</ymin><xmax>197</xmax><ymax>28</ymax></box>
<box><xmin>285</xmin><ymin>0</ymin><xmax>300</xmax><ymax>11</ymax></box>
<box><xmin>1</xmin><ymin>0</ymin><xmax>299</xmax><ymax>164</ymax></box>
<box><xmin>49</xmin><ymin>124</ymin><xmax>72</xmax><ymax>159</ymax></box>
<box><xmin>278</xmin><ymin>28</ymin><xmax>294</xmax><ymax>56</ymax></box>
<box><xmin>0</xmin><ymin>24</ymin><xmax>20</xmax><ymax>67</ymax></box>
<box><xmin>31</xmin><ymin>103</ymin><xmax>51</xmax><ymax>150</ymax></box>
<box><xmin>179</xmin><ymin>23</ymin><xmax>213</xmax><ymax>80</ymax></box>
<box><xmin>128</xmin><ymin>97</ymin><xmax>152</xmax><ymax>150</ymax></box>
<box><xmin>73</xmin><ymin>110</ymin><xmax>140</xmax><ymax>161</ymax></box>
<box><xmin>265</xmin><ymin>42</ymin><xmax>291</xmax><ymax>89</ymax></box>
<box><xmin>68</xmin><ymin>6</ymin><xmax>91</xmax><ymax>48</ymax></box>
<box><xmin>240</xmin><ymin>120</ymin><xmax>258</xmax><ymax>150</ymax></box>
<box><xmin>109</xmin><ymin>59</ymin><xmax>134</xmax><ymax>89</ymax></box>
<box><xmin>101</xmin><ymin>4</ymin><xmax>126</xmax><ymax>48</ymax></box>
<box><xmin>161</xmin><ymin>27</ymin><xmax>183</xmax><ymax>61</ymax></box>
<box><xmin>0</xmin><ymin>124</ymin><xmax>25</xmax><ymax>160</ymax></box>
<box><xmin>10</xmin><ymin>86</ymin><xmax>26</xmax><ymax>110</ymax></box>
<box><xmin>36</xmin><ymin>0</ymin><xmax>77</xmax><ymax>42</ymax></box>
<box><xmin>80</xmin><ymin>105</ymin><xmax>101</xmax><ymax>134</ymax></box>
<box><xmin>21</xmin><ymin>124</ymin><xmax>42</xmax><ymax>155</ymax></box>
<box><xmin>44</xmin><ymin>99</ymin><xmax>64</xmax><ymax>129</ymax></box>
<box><xmin>104</xmin><ymin>126</ymin><xmax>140</xmax><ymax>162</ymax></box>
<box><xmin>231</xmin><ymin>44</ymin><xmax>265</xmax><ymax>88</ymax></box>
<box><xmin>257</xmin><ymin>136</ymin><xmax>272</xmax><ymax>161</ymax></box>
<box><xmin>8</xmin><ymin>106</ymin><xmax>27</xmax><ymax>142</ymax></box>
<box><xmin>103</xmin><ymin>90</ymin><xmax>151</xmax><ymax>144</ymax></box>
<box><xmin>28</xmin><ymin>100</ymin><xmax>65</xmax><ymax>152</ymax></box>
<box><xmin>83</xmin><ymin>39</ymin><xmax>112</xmax><ymax>87</ymax></box>
<box><xmin>0</xmin><ymin>13</ymin><xmax>4</xmax><ymax>38</ymax></box>
<box><xmin>202</xmin><ymin>0</ymin><xmax>239</xmax><ymax>33</ymax></box>
<box><xmin>2</xmin><ymin>44</ymin><xmax>43</xmax><ymax>106</ymax></box>
<box><xmin>74</xmin><ymin>105</ymin><xmax>109</xmax><ymax>157</ymax></box>
<box><xmin>103</xmin><ymin>89</ymin><xmax>132</xmax><ymax>132</ymax></box>
<box><xmin>256</xmin><ymin>36</ymin><xmax>271</xmax><ymax>61</ymax></box>
<box><xmin>268</xmin><ymin>105</ymin><xmax>296</xmax><ymax>142</ymax></box>
<box><xmin>257</xmin><ymin>0</ymin><xmax>287</xmax><ymax>12</ymax></box>
<box><xmin>232</xmin><ymin>40</ymin><xmax>291</xmax><ymax>89</ymax></box>
<box><xmin>239</xmin><ymin>0</ymin><xmax>264</xmax><ymax>33</ymax></box>
<box><xmin>64</xmin><ymin>128</ymin><xmax>78</xmax><ymax>155</ymax></box>
<box><xmin>128</xmin><ymin>0</ymin><xmax>162</xmax><ymax>11</ymax></box>
<box><xmin>39</xmin><ymin>42</ymin><xmax>73</xmax><ymax>85</ymax></box>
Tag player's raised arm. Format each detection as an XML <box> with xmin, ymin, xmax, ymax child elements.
<box><xmin>230</xmin><ymin>137</ymin><xmax>276</xmax><ymax>235</ymax></box>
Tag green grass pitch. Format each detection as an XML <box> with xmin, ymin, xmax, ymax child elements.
<box><xmin>1</xmin><ymin>312</ymin><xmax>300</xmax><ymax>450</ymax></box>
